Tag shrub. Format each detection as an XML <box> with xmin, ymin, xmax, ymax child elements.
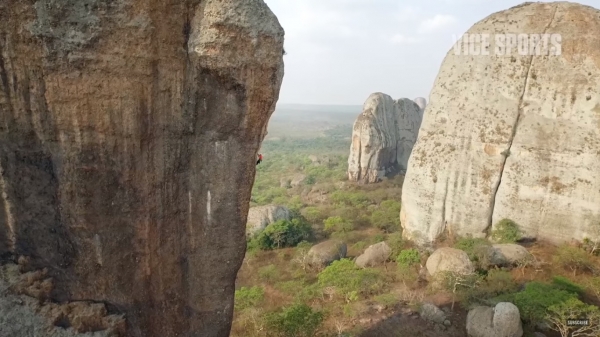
<box><xmin>330</xmin><ymin>191</ymin><xmax>370</xmax><ymax>208</ymax></box>
<box><xmin>510</xmin><ymin>282</ymin><xmax>578</xmax><ymax>324</ymax></box>
<box><xmin>252</xmin><ymin>218</ymin><xmax>312</xmax><ymax>250</ymax></box>
<box><xmin>374</xmin><ymin>293</ymin><xmax>398</xmax><ymax>308</ymax></box>
<box><xmin>551</xmin><ymin>276</ymin><xmax>585</xmax><ymax>296</ymax></box>
<box><xmin>457</xmin><ymin>269</ymin><xmax>519</xmax><ymax>306</ymax></box>
<box><xmin>264</xmin><ymin>303</ymin><xmax>324</xmax><ymax>337</ymax></box>
<box><xmin>301</xmin><ymin>207</ymin><xmax>322</xmax><ymax>224</ymax></box>
<box><xmin>323</xmin><ymin>216</ymin><xmax>353</xmax><ymax>234</ymax></box>
<box><xmin>386</xmin><ymin>232</ymin><xmax>405</xmax><ymax>256</ymax></box>
<box><xmin>234</xmin><ymin>286</ymin><xmax>265</xmax><ymax>311</ymax></box>
<box><xmin>584</xmin><ymin>277</ymin><xmax>600</xmax><ymax>301</ymax></box>
<box><xmin>454</xmin><ymin>235</ymin><xmax>491</xmax><ymax>264</ymax></box>
<box><xmin>396</xmin><ymin>249</ymin><xmax>421</xmax><ymax>268</ymax></box>
<box><xmin>318</xmin><ymin>259</ymin><xmax>383</xmax><ymax>300</ymax></box>
<box><xmin>259</xmin><ymin>264</ymin><xmax>279</xmax><ymax>282</ymax></box>
<box><xmin>547</xmin><ymin>297</ymin><xmax>600</xmax><ymax>337</ymax></box>
<box><xmin>553</xmin><ymin>244</ymin><xmax>595</xmax><ymax>276</ymax></box>
<box><xmin>373</xmin><ymin>234</ymin><xmax>385</xmax><ymax>243</ymax></box>
<box><xmin>491</xmin><ymin>219</ymin><xmax>522</xmax><ymax>243</ymax></box>
<box><xmin>370</xmin><ymin>200</ymin><xmax>401</xmax><ymax>232</ymax></box>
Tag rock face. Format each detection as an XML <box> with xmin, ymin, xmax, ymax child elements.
<box><xmin>246</xmin><ymin>205</ymin><xmax>291</xmax><ymax>237</ymax></box>
<box><xmin>488</xmin><ymin>244</ymin><xmax>532</xmax><ymax>266</ymax></box>
<box><xmin>426</xmin><ymin>247</ymin><xmax>474</xmax><ymax>277</ymax></box>
<box><xmin>308</xmin><ymin>240</ymin><xmax>347</xmax><ymax>268</ymax></box>
<box><xmin>0</xmin><ymin>1</ymin><xmax>284</xmax><ymax>336</ymax></box>
<box><xmin>466</xmin><ymin>302</ymin><xmax>523</xmax><ymax>337</ymax></box>
<box><xmin>355</xmin><ymin>241</ymin><xmax>392</xmax><ymax>268</ymax></box>
<box><xmin>413</xmin><ymin>97</ymin><xmax>427</xmax><ymax>111</ymax></box>
<box><xmin>348</xmin><ymin>93</ymin><xmax>423</xmax><ymax>183</ymax></box>
<box><xmin>419</xmin><ymin>303</ymin><xmax>446</xmax><ymax>324</ymax></box>
<box><xmin>401</xmin><ymin>2</ymin><xmax>600</xmax><ymax>245</ymax></box>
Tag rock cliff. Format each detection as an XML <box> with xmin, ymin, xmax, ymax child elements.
<box><xmin>0</xmin><ymin>0</ymin><xmax>284</xmax><ymax>336</ymax></box>
<box><xmin>348</xmin><ymin>93</ymin><xmax>423</xmax><ymax>183</ymax></box>
<box><xmin>401</xmin><ymin>2</ymin><xmax>600</xmax><ymax>245</ymax></box>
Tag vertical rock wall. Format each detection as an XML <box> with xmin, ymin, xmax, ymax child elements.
<box><xmin>0</xmin><ymin>0</ymin><xmax>285</xmax><ymax>336</ymax></box>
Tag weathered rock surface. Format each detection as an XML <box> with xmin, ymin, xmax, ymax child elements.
<box><xmin>419</xmin><ymin>303</ymin><xmax>446</xmax><ymax>324</ymax></box>
<box><xmin>426</xmin><ymin>247</ymin><xmax>474</xmax><ymax>276</ymax></box>
<box><xmin>466</xmin><ymin>302</ymin><xmax>523</xmax><ymax>337</ymax></box>
<box><xmin>401</xmin><ymin>2</ymin><xmax>600</xmax><ymax>245</ymax></box>
<box><xmin>488</xmin><ymin>244</ymin><xmax>532</xmax><ymax>266</ymax></box>
<box><xmin>307</xmin><ymin>240</ymin><xmax>347</xmax><ymax>268</ymax></box>
<box><xmin>246</xmin><ymin>205</ymin><xmax>291</xmax><ymax>237</ymax></box>
<box><xmin>355</xmin><ymin>241</ymin><xmax>392</xmax><ymax>268</ymax></box>
<box><xmin>348</xmin><ymin>93</ymin><xmax>423</xmax><ymax>183</ymax></box>
<box><xmin>414</xmin><ymin>97</ymin><xmax>427</xmax><ymax>111</ymax></box>
<box><xmin>0</xmin><ymin>0</ymin><xmax>284</xmax><ymax>336</ymax></box>
<box><xmin>1</xmin><ymin>262</ymin><xmax>125</xmax><ymax>337</ymax></box>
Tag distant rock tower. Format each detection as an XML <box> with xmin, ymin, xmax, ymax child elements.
<box><xmin>413</xmin><ymin>97</ymin><xmax>427</xmax><ymax>111</ymax></box>
<box><xmin>347</xmin><ymin>93</ymin><xmax>423</xmax><ymax>183</ymax></box>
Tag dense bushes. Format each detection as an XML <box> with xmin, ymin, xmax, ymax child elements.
<box><xmin>370</xmin><ymin>200</ymin><xmax>401</xmax><ymax>232</ymax></box>
<box><xmin>264</xmin><ymin>303</ymin><xmax>324</xmax><ymax>337</ymax></box>
<box><xmin>235</xmin><ymin>286</ymin><xmax>265</xmax><ymax>311</ymax></box>
<box><xmin>249</xmin><ymin>218</ymin><xmax>312</xmax><ymax>250</ymax></box>
<box><xmin>396</xmin><ymin>249</ymin><xmax>421</xmax><ymax>268</ymax></box>
<box><xmin>553</xmin><ymin>244</ymin><xmax>595</xmax><ymax>276</ymax></box>
<box><xmin>453</xmin><ymin>235</ymin><xmax>491</xmax><ymax>266</ymax></box>
<box><xmin>491</xmin><ymin>218</ymin><xmax>522</xmax><ymax>243</ymax></box>
<box><xmin>317</xmin><ymin>259</ymin><xmax>384</xmax><ymax>301</ymax></box>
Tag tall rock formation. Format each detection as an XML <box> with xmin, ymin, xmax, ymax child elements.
<box><xmin>348</xmin><ymin>93</ymin><xmax>423</xmax><ymax>183</ymax></box>
<box><xmin>0</xmin><ymin>0</ymin><xmax>284</xmax><ymax>336</ymax></box>
<box><xmin>414</xmin><ymin>97</ymin><xmax>427</xmax><ymax>111</ymax></box>
<box><xmin>401</xmin><ymin>2</ymin><xmax>600</xmax><ymax>245</ymax></box>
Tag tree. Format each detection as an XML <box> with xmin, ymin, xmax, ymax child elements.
<box><xmin>546</xmin><ymin>298</ymin><xmax>600</xmax><ymax>337</ymax></box>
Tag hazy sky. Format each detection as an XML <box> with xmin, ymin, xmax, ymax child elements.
<box><xmin>264</xmin><ymin>0</ymin><xmax>599</xmax><ymax>105</ymax></box>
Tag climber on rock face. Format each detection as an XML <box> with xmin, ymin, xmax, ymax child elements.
<box><xmin>256</xmin><ymin>153</ymin><xmax>263</xmax><ymax>165</ymax></box>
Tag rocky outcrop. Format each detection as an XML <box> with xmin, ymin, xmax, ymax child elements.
<box><xmin>307</xmin><ymin>240</ymin><xmax>347</xmax><ymax>268</ymax></box>
<box><xmin>355</xmin><ymin>241</ymin><xmax>392</xmax><ymax>268</ymax></box>
<box><xmin>401</xmin><ymin>2</ymin><xmax>600</xmax><ymax>245</ymax></box>
<box><xmin>1</xmin><ymin>261</ymin><xmax>125</xmax><ymax>336</ymax></box>
<box><xmin>414</xmin><ymin>97</ymin><xmax>427</xmax><ymax>111</ymax></box>
<box><xmin>348</xmin><ymin>93</ymin><xmax>423</xmax><ymax>183</ymax></box>
<box><xmin>466</xmin><ymin>302</ymin><xmax>523</xmax><ymax>337</ymax></box>
<box><xmin>488</xmin><ymin>244</ymin><xmax>532</xmax><ymax>267</ymax></box>
<box><xmin>426</xmin><ymin>247</ymin><xmax>474</xmax><ymax>277</ymax></box>
<box><xmin>0</xmin><ymin>1</ymin><xmax>284</xmax><ymax>336</ymax></box>
<box><xmin>246</xmin><ymin>205</ymin><xmax>291</xmax><ymax>237</ymax></box>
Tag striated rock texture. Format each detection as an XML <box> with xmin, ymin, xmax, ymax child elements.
<box><xmin>348</xmin><ymin>93</ymin><xmax>423</xmax><ymax>183</ymax></box>
<box><xmin>401</xmin><ymin>2</ymin><xmax>600</xmax><ymax>245</ymax></box>
<box><xmin>0</xmin><ymin>0</ymin><xmax>284</xmax><ymax>336</ymax></box>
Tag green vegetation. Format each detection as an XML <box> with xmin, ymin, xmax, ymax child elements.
<box><xmin>547</xmin><ymin>298</ymin><xmax>600</xmax><ymax>337</ymax></box>
<box><xmin>454</xmin><ymin>235</ymin><xmax>491</xmax><ymax>266</ymax></box>
<box><xmin>553</xmin><ymin>244</ymin><xmax>595</xmax><ymax>276</ymax></box>
<box><xmin>370</xmin><ymin>200</ymin><xmax>401</xmax><ymax>232</ymax></box>
<box><xmin>264</xmin><ymin>303</ymin><xmax>325</xmax><ymax>337</ymax></box>
<box><xmin>501</xmin><ymin>281</ymin><xmax>578</xmax><ymax>324</ymax></box>
<box><xmin>233</xmin><ymin>123</ymin><xmax>600</xmax><ymax>336</ymax></box>
<box><xmin>250</xmin><ymin>218</ymin><xmax>312</xmax><ymax>250</ymax></box>
<box><xmin>317</xmin><ymin>259</ymin><xmax>384</xmax><ymax>301</ymax></box>
<box><xmin>396</xmin><ymin>249</ymin><xmax>421</xmax><ymax>268</ymax></box>
<box><xmin>235</xmin><ymin>286</ymin><xmax>265</xmax><ymax>311</ymax></box>
<box><xmin>491</xmin><ymin>218</ymin><xmax>522</xmax><ymax>243</ymax></box>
